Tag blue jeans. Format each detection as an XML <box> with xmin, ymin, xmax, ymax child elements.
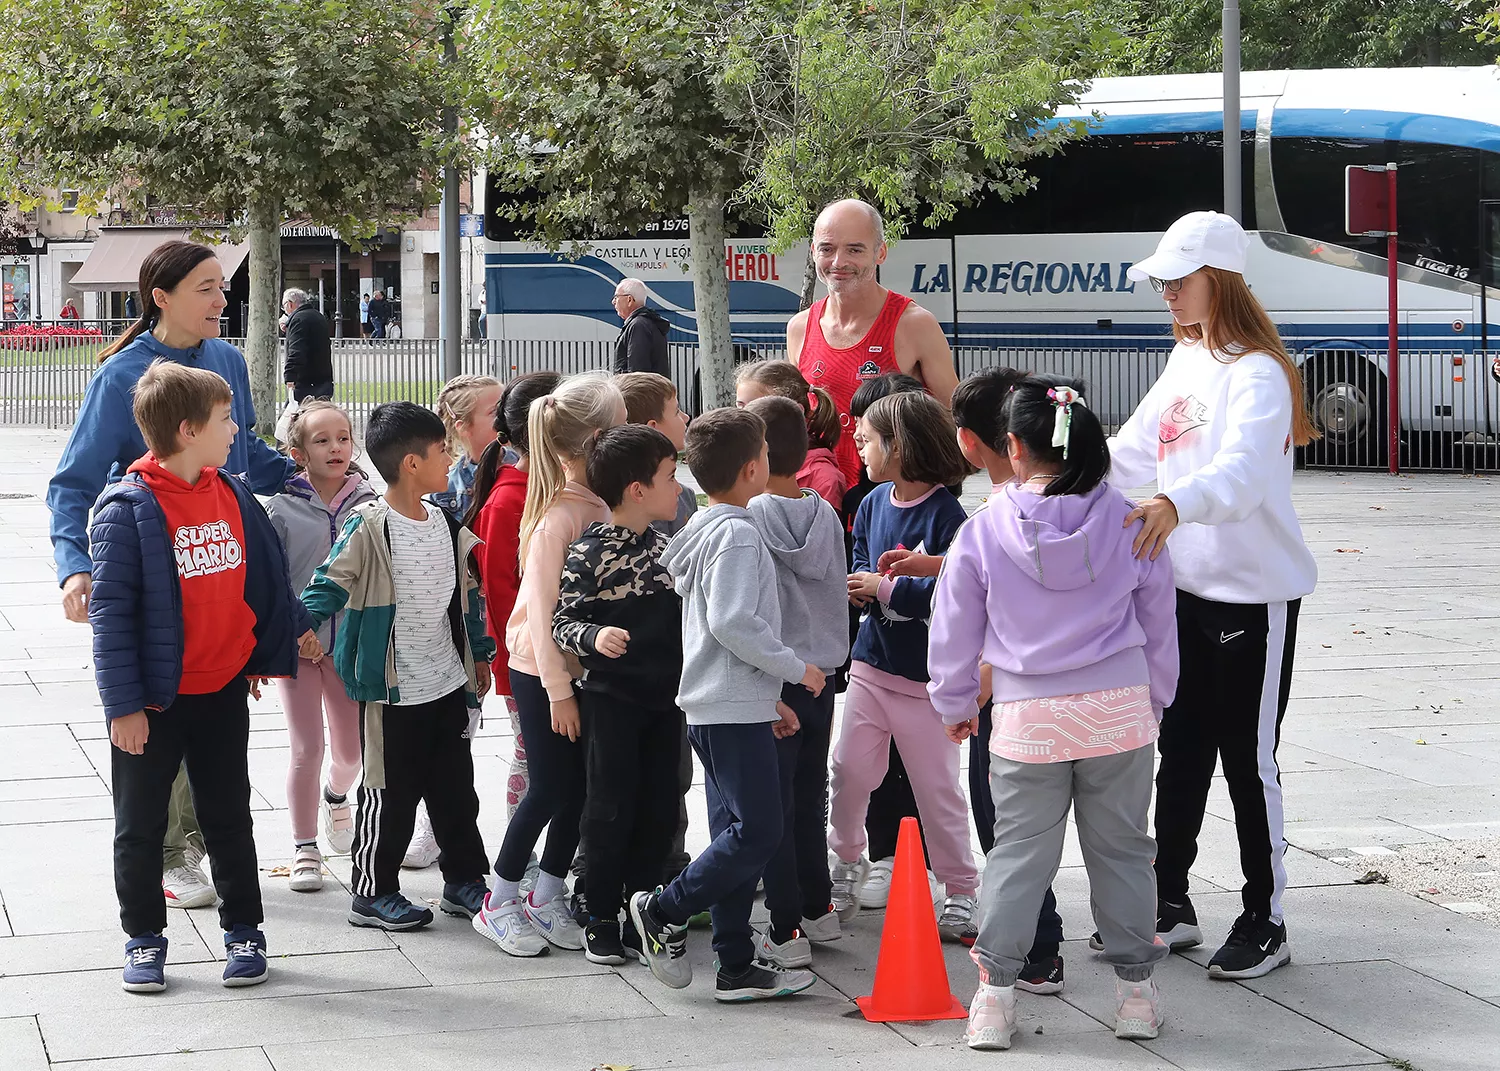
<box><xmin>657</xmin><ymin>721</ymin><xmax>782</xmax><ymax>974</ymax></box>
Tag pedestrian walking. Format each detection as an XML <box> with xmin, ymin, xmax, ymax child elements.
<box><xmin>282</xmin><ymin>289</ymin><xmax>334</xmax><ymax>402</ymax></box>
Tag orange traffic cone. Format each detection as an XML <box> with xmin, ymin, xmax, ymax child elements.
<box><xmin>856</xmin><ymin>816</ymin><xmax>968</xmax><ymax>1022</ymax></box>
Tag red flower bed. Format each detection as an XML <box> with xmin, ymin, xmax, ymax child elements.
<box><xmin>0</xmin><ymin>324</ymin><xmax>106</xmax><ymax>351</ymax></box>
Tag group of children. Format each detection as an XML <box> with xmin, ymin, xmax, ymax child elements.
<box><xmin>91</xmin><ymin>354</ymin><xmax>1179</xmax><ymax>1047</ymax></box>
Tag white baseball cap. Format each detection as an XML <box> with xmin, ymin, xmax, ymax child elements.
<box><xmin>1126</xmin><ymin>211</ymin><xmax>1250</xmax><ymax>283</ymax></box>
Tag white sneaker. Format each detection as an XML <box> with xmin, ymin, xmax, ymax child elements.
<box><xmin>402</xmin><ymin>803</ymin><xmax>440</xmax><ymax>869</ymax></box>
<box><xmin>162</xmin><ymin>862</ymin><xmax>216</xmax><ymax>909</ymax></box>
<box><xmin>830</xmin><ymin>855</ymin><xmax>870</xmax><ymax>921</ymax></box>
<box><xmin>473</xmin><ymin>895</ymin><xmax>549</xmax><ymax>957</ymax></box>
<box><xmin>1115</xmin><ymin>977</ymin><xmax>1163</xmax><ymax>1039</ymax></box>
<box><xmin>799</xmin><ymin>909</ymin><xmax>842</xmax><ymax>944</ymax></box>
<box><xmin>938</xmin><ymin>892</ymin><xmax>979</xmax><ymax>943</ymax></box>
<box><xmin>965</xmin><ymin>982</ymin><xmax>1017</xmax><ymax>1050</ymax></box>
<box><xmin>288</xmin><ymin>845</ymin><xmax>324</xmax><ymax>892</ymax></box>
<box><xmin>524</xmin><ymin>893</ymin><xmax>586</xmax><ymax>950</ymax></box>
<box><xmin>320</xmin><ymin>788</ymin><xmax>354</xmax><ymax>856</ymax></box>
<box><xmin>755</xmin><ymin>927</ymin><xmax>813</xmax><ymax>968</ymax></box>
<box><xmin>860</xmin><ymin>858</ymin><xmax>895</xmax><ymax>908</ymax></box>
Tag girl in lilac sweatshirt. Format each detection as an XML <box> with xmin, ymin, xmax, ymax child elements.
<box><xmin>928</xmin><ymin>375</ymin><xmax>1179</xmax><ymax>1052</ymax></box>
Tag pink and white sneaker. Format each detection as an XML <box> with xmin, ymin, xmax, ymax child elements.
<box><xmin>965</xmin><ymin>982</ymin><xmax>1017</xmax><ymax>1050</ymax></box>
<box><xmin>1114</xmin><ymin>977</ymin><xmax>1163</xmax><ymax>1039</ymax></box>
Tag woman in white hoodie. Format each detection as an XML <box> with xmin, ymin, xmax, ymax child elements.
<box><xmin>1108</xmin><ymin>211</ymin><xmax>1319</xmax><ymax>982</ymax></box>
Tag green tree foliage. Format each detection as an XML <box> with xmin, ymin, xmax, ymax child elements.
<box><xmin>720</xmin><ymin>0</ymin><xmax>1122</xmax><ymax>306</ymax></box>
<box><xmin>0</xmin><ymin>0</ymin><xmax>454</xmax><ymax>426</ymax></box>
<box><xmin>1118</xmin><ymin>0</ymin><xmax>1492</xmax><ymax>74</ymax></box>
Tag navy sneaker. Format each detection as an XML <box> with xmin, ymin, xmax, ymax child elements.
<box><xmin>122</xmin><ymin>934</ymin><xmax>168</xmax><ymax>993</ymax></box>
<box><xmin>440</xmin><ymin>879</ymin><xmax>489</xmax><ymax>919</ymax></box>
<box><xmin>349</xmin><ymin>892</ymin><xmax>434</xmax><ymax>931</ymax></box>
<box><xmin>222</xmin><ymin>926</ymin><xmax>268</xmax><ymax>987</ymax></box>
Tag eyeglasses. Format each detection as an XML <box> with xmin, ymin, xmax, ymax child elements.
<box><xmin>1149</xmin><ymin>277</ymin><xmax>1185</xmax><ymax>294</ymax></box>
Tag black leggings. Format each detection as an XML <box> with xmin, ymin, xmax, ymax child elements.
<box><xmin>494</xmin><ymin>670</ymin><xmax>586</xmax><ymax>882</ymax></box>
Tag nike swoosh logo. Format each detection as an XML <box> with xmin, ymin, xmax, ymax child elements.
<box><xmin>1259</xmin><ymin>938</ymin><xmax>1276</xmax><ymax>952</ymax></box>
<box><xmin>1220</xmin><ymin>631</ymin><xmax>1245</xmax><ymax>643</ymax></box>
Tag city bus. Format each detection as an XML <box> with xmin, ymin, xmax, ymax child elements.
<box><xmin>483</xmin><ymin>65</ymin><xmax>1500</xmax><ymax>463</ymax></box>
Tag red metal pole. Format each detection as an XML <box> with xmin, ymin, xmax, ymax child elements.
<box><xmin>1387</xmin><ymin>163</ymin><xmax>1399</xmax><ymax>476</ymax></box>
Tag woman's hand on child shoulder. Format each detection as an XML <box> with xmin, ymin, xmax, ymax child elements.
<box><xmin>551</xmin><ymin>695</ymin><xmax>582</xmax><ymax>741</ymax></box>
<box><xmin>110</xmin><ymin>711</ymin><xmax>149</xmax><ymax>755</ymax></box>
<box><xmin>596</xmin><ymin>626</ymin><xmax>630</xmax><ymax>658</ymax></box>
<box><xmin>1124</xmin><ymin>495</ymin><xmax>1179</xmax><ymax>561</ymax></box>
<box><xmin>847</xmin><ymin>572</ymin><xmax>881</xmax><ymax>606</ymax></box>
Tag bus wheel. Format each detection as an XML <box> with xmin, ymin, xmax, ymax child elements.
<box><xmin>1304</xmin><ymin>353</ymin><xmax>1387</xmax><ymax>468</ymax></box>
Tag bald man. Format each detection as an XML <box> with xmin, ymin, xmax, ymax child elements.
<box><xmin>787</xmin><ymin>198</ymin><xmax>959</xmax><ymax>486</ymax></box>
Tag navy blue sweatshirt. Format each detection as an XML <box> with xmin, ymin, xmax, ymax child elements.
<box><xmin>851</xmin><ymin>483</ymin><xmax>968</xmax><ymax>683</ymax></box>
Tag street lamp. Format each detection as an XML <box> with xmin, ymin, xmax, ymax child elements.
<box><xmin>28</xmin><ymin>234</ymin><xmax>45</xmax><ymax>321</ymax></box>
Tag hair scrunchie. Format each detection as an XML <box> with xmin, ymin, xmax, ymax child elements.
<box><xmin>1046</xmin><ymin>386</ymin><xmax>1084</xmax><ymax>460</ymax></box>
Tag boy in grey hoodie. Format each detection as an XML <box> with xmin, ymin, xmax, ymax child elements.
<box><xmin>744</xmin><ymin>397</ymin><xmax>850</xmax><ymax>967</ymax></box>
<box><xmin>629</xmin><ymin>407</ymin><xmax>827</xmax><ymax>1004</ymax></box>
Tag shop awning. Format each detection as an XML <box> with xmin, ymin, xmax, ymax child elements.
<box><xmin>70</xmin><ymin>228</ymin><xmax>250</xmax><ymax>291</ymax></box>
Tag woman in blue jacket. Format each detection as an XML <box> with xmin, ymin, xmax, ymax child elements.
<box><xmin>46</xmin><ymin>240</ymin><xmax>294</xmax><ymax>911</ymax></box>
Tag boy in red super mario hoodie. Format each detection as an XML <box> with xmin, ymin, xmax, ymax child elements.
<box><xmin>87</xmin><ymin>360</ymin><xmax>318</xmax><ymax>994</ymax></box>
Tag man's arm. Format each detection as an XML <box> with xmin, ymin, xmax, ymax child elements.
<box><xmin>894</xmin><ymin>304</ymin><xmax>957</xmax><ymax>405</ymax></box>
<box><xmin>786</xmin><ymin>308</ymin><xmax>810</xmax><ymax>364</ymax></box>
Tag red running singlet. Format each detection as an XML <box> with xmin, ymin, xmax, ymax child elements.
<box><xmin>798</xmin><ymin>289</ymin><xmax>913</xmax><ymax>487</ymax></box>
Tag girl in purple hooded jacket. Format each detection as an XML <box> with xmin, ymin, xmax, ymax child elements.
<box><xmin>928</xmin><ymin>374</ymin><xmax>1179</xmax><ymax>1052</ymax></box>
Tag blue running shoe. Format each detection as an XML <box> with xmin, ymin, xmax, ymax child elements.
<box><xmin>440</xmin><ymin>879</ymin><xmax>489</xmax><ymax>919</ymax></box>
<box><xmin>122</xmin><ymin>934</ymin><xmax>168</xmax><ymax>993</ymax></box>
<box><xmin>222</xmin><ymin>926</ymin><xmax>268</xmax><ymax>987</ymax></box>
<box><xmin>349</xmin><ymin>891</ymin><xmax>434</xmax><ymax>931</ymax></box>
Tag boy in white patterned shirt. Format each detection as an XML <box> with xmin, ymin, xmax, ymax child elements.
<box><xmin>301</xmin><ymin>402</ymin><xmax>495</xmax><ymax>931</ymax></box>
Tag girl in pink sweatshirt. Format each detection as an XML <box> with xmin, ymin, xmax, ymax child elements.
<box><xmin>928</xmin><ymin>375</ymin><xmax>1179</xmax><ymax>1052</ymax></box>
<box><xmin>471</xmin><ymin>372</ymin><xmax>625</xmax><ymax>959</ymax></box>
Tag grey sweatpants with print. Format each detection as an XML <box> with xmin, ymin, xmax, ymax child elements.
<box><xmin>971</xmin><ymin>746</ymin><xmax>1167</xmax><ymax>986</ymax></box>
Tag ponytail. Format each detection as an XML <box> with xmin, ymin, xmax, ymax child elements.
<box><xmin>516</xmin><ymin>372</ymin><xmax>624</xmax><ymax>569</ymax></box>
<box><xmin>736</xmin><ymin>359</ymin><xmax>840</xmax><ymax>451</ymax></box>
<box><xmin>999</xmin><ymin>374</ymin><xmax>1110</xmax><ymax>498</ymax></box>
<box><xmin>806</xmin><ymin>386</ymin><xmax>841</xmax><ymax>450</ymax></box>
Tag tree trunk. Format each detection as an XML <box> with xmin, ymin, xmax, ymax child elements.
<box><xmin>799</xmin><ymin>245</ymin><xmax>817</xmax><ymax>311</ymax></box>
<box><xmin>245</xmin><ymin>197</ymin><xmax>283</xmax><ymax>437</ymax></box>
<box><xmin>688</xmin><ymin>188</ymin><xmax>734</xmax><ymax>409</ymax></box>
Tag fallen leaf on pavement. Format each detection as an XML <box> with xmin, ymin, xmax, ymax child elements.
<box><xmin>1354</xmin><ymin>870</ymin><xmax>1388</xmax><ymax>885</ymax></box>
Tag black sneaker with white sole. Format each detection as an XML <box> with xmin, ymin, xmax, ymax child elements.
<box><xmin>584</xmin><ymin>920</ymin><xmax>627</xmax><ymax>966</ymax></box>
<box><xmin>1208</xmin><ymin>912</ymin><xmax>1290</xmax><ymax>980</ymax></box>
<box><xmin>1157</xmin><ymin>897</ymin><xmax>1204</xmax><ymax>950</ymax></box>
<box><xmin>1016</xmin><ymin>953</ymin><xmax>1064</xmax><ymax>995</ymax></box>
<box><xmin>714</xmin><ymin>960</ymin><xmax>816</xmax><ymax>1002</ymax></box>
<box><xmin>621</xmin><ymin>918</ymin><xmax>648</xmax><ymax>965</ymax></box>
<box><xmin>628</xmin><ymin>890</ymin><xmax>691</xmax><ymax>988</ymax></box>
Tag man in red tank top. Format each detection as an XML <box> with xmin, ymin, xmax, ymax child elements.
<box><xmin>788</xmin><ymin>199</ymin><xmax>959</xmax><ymax>486</ymax></box>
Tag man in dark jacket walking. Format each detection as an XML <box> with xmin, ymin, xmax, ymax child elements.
<box><xmin>612</xmin><ymin>278</ymin><xmax>671</xmax><ymax>377</ymax></box>
<box><xmin>282</xmin><ymin>289</ymin><xmax>334</xmax><ymax>400</ymax></box>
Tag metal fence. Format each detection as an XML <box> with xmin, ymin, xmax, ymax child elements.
<box><xmin>3</xmin><ymin>328</ymin><xmax>1495</xmax><ymax>473</ymax></box>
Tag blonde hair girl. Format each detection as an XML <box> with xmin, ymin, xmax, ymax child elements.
<box><xmin>434</xmin><ymin>374</ymin><xmax>502</xmax><ymax>518</ymax></box>
<box><xmin>475</xmin><ymin>371</ymin><xmax>625</xmax><ymax>958</ymax></box>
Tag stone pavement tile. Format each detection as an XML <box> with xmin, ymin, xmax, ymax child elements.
<box><xmin>1060</xmin><ymin>952</ymin><xmax>1383</xmax><ymax>1071</ymax></box>
<box><xmin>8</xmin><ymin>946</ymin><xmax>427</xmax><ymax>1019</ymax></box>
<box><xmin>0</xmin><ymin>773</ymin><xmax>103</xmax><ymax>802</ymax></box>
<box><xmin>1</xmin><ymin>887</ymin><xmax>12</xmax><ymax>937</ymax></box>
<box><xmin>1184</xmin><ymin>813</ymin><xmax>1356</xmax><ymax>889</ymax></box>
<box><xmin>1245</xmin><ymin>960</ymin><xmax>1500</xmax><ymax>1071</ymax></box>
<box><xmin>0</xmin><ymin>1016</ymin><xmax>48</xmax><ymax>1071</ymax></box>
<box><xmin>0</xmin><ymin>794</ymin><xmax>113</xmax><ymax>825</ymax></box>
<box><xmin>0</xmin><ymin>724</ymin><xmax>95</xmax><ymax>781</ymax></box>
<box><xmin>52</xmin><ymin>1049</ymin><xmax>275</xmax><ymax>1071</ymax></box>
<box><xmin>264</xmin><ymin>1014</ymin><xmax>1177</xmax><ymax>1071</ymax></box>
<box><xmin>1285</xmin><ymin>729</ymin><xmax>1500</xmax><ymax>788</ymax></box>
<box><xmin>182</xmin><ymin>871</ymin><xmax>397</xmax><ymax>961</ymax></box>
<box><xmin>1283</xmin><ymin>822</ymin><xmax>1447</xmax><ymax>853</ymax></box>
<box><xmin>0</xmin><ymin>921</ymin><xmax>217</xmax><ymax>976</ymax></box>
<box><xmin>382</xmin><ymin>906</ymin><xmax>615</xmax><ymax>987</ymax></box>
<box><xmin>40</xmin><ymin>971</ymin><xmax>659</xmax><ymax>1062</ymax></box>
<box><xmin>0</xmin><ymin>817</ymin><xmax>116</xmax><ymax>935</ymax></box>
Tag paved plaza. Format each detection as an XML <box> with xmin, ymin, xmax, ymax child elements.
<box><xmin>2</xmin><ymin>426</ymin><xmax>1499</xmax><ymax>1070</ymax></box>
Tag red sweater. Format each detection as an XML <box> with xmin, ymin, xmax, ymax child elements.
<box><xmin>473</xmin><ymin>464</ymin><xmax>528</xmax><ymax>695</ymax></box>
<box><xmin>797</xmin><ymin>447</ymin><xmax>847</xmax><ymax>510</ymax></box>
<box><xmin>129</xmin><ymin>456</ymin><xmax>257</xmax><ymax>694</ymax></box>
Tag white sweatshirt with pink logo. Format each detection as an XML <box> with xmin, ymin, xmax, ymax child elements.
<box><xmin>1108</xmin><ymin>340</ymin><xmax>1317</xmax><ymax>605</ymax></box>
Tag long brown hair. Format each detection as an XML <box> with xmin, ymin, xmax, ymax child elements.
<box><xmin>1177</xmin><ymin>267</ymin><xmax>1320</xmax><ymax>446</ymax></box>
<box><xmin>98</xmin><ymin>241</ymin><xmax>219</xmax><ymax>363</ymax></box>
<box><xmin>735</xmin><ymin>359</ymin><xmax>840</xmax><ymax>451</ymax></box>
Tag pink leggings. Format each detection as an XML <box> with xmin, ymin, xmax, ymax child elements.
<box><xmin>829</xmin><ymin>665</ymin><xmax>979</xmax><ymax>895</ymax></box>
<box><xmin>278</xmin><ymin>656</ymin><xmax>362</xmax><ymax>843</ymax></box>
